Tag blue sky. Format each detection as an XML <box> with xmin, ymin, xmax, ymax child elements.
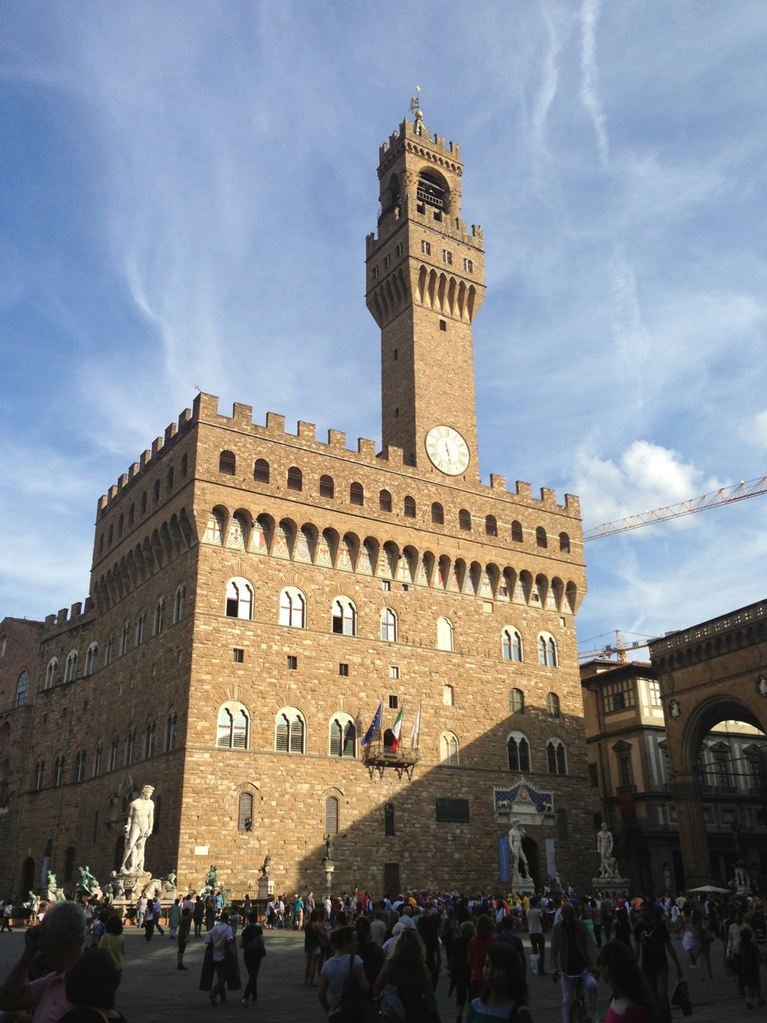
<box><xmin>1</xmin><ymin>1</ymin><xmax>766</xmax><ymax>658</ymax></box>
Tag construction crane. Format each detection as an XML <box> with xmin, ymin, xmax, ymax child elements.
<box><xmin>583</xmin><ymin>475</ymin><xmax>767</xmax><ymax>541</ymax></box>
<box><xmin>578</xmin><ymin>629</ymin><xmax>650</xmax><ymax>663</ymax></box>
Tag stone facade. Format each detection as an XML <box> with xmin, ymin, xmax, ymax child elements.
<box><xmin>1</xmin><ymin>113</ymin><xmax>593</xmax><ymax>900</ymax></box>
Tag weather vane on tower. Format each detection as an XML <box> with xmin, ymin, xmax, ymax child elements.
<box><xmin>409</xmin><ymin>85</ymin><xmax>424</xmax><ymax>134</ymax></box>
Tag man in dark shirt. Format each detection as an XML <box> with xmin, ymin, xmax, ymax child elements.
<box><xmin>551</xmin><ymin>902</ymin><xmax>598</xmax><ymax>1023</ymax></box>
<box><xmin>633</xmin><ymin>904</ymin><xmax>683</xmax><ymax>1023</ymax></box>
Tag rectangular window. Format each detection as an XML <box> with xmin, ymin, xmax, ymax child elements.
<box><xmin>648</xmin><ymin>680</ymin><xmax>662</xmax><ymax>706</ymax></box>
<box><xmin>381</xmin><ymin>580</ymin><xmax>391</xmax><ymax>591</ymax></box>
<box><xmin>232</xmin><ymin>648</ymin><xmax>244</xmax><ymax>663</ymax></box>
<box><xmin>339</xmin><ymin>663</ymin><xmax>349</xmax><ymax>677</ymax></box>
<box><xmin>389</xmin><ymin>694</ymin><xmax>399</xmax><ymax>709</ymax></box>
<box><xmin>436</xmin><ymin>798</ymin><xmax>470</xmax><ymax>823</ymax></box>
<box><xmin>287</xmin><ymin>655</ymin><xmax>298</xmax><ymax>670</ymax></box>
<box><xmin>395</xmin><ymin>243</ymin><xmax>403</xmax><ymax>257</ymax></box>
<box><xmin>463</xmin><ymin>258</ymin><xmax>474</xmax><ymax>273</ymax></box>
<box><xmin>442</xmin><ymin>249</ymin><xmax>452</xmax><ymax>265</ymax></box>
<box><xmin>421</xmin><ymin>240</ymin><xmax>431</xmax><ymax>256</ymax></box>
<box><xmin>602</xmin><ymin>678</ymin><xmax>636</xmax><ymax>713</ymax></box>
<box><xmin>390</xmin><ymin>666</ymin><xmax>399</xmax><ymax>680</ymax></box>
<box><xmin>383</xmin><ymin>255</ymin><xmax>391</xmax><ymax>268</ymax></box>
<box><xmin>439</xmin><ymin>319</ymin><xmax>447</xmax><ymax>331</ymax></box>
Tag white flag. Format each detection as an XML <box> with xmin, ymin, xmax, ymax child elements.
<box><xmin>410</xmin><ymin>704</ymin><xmax>421</xmax><ymax>750</ymax></box>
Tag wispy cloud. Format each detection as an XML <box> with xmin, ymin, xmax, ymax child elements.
<box><xmin>579</xmin><ymin>0</ymin><xmax>609</xmax><ymax>167</ymax></box>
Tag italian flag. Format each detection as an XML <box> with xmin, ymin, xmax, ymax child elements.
<box><xmin>390</xmin><ymin>707</ymin><xmax>405</xmax><ymax>750</ymax></box>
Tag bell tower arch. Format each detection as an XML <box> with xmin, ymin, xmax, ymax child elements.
<box><xmin>366</xmin><ymin>107</ymin><xmax>486</xmax><ymax>477</ymax></box>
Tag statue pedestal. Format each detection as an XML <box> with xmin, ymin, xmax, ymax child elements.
<box><xmin>592</xmin><ymin>875</ymin><xmax>630</xmax><ymax>897</ymax></box>
<box><xmin>510</xmin><ymin>874</ymin><xmax>535</xmax><ymax>896</ymax></box>
<box><xmin>257</xmin><ymin>876</ymin><xmax>274</xmax><ymax>901</ymax></box>
<box><xmin>323</xmin><ymin>858</ymin><xmax>335</xmax><ymax>894</ymax></box>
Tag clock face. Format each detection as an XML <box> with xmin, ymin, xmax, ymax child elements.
<box><xmin>425</xmin><ymin>425</ymin><xmax>470</xmax><ymax>475</ymax></box>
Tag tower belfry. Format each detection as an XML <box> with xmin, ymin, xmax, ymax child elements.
<box><xmin>366</xmin><ymin>108</ymin><xmax>486</xmax><ymax>478</ymax></box>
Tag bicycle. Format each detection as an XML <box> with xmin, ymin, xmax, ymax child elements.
<box><xmin>553</xmin><ymin>971</ymin><xmax>592</xmax><ymax>1023</ymax></box>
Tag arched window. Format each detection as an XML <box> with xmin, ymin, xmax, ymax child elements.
<box><xmin>125</xmin><ymin>728</ymin><xmax>135</xmax><ymax>766</ymax></box>
<box><xmin>254</xmin><ymin>458</ymin><xmax>270</xmax><ymax>483</ymax></box>
<box><xmin>45</xmin><ymin>658</ymin><xmax>58</xmax><ymax>690</ymax></box>
<box><xmin>404</xmin><ymin>496</ymin><xmax>416</xmax><ymax>518</ymax></box>
<box><xmin>502</xmin><ymin>628</ymin><xmax>523</xmax><ymax>662</ymax></box>
<box><xmin>174</xmin><ymin>585</ymin><xmax>186</xmax><ymax>623</ymax></box>
<box><xmin>226</xmin><ymin>578</ymin><xmax>254</xmax><ymax>620</ymax></box>
<box><xmin>154</xmin><ymin>598</ymin><xmax>165</xmax><ymax>635</ymax></box>
<box><xmin>217</xmin><ymin>704</ymin><xmax>249</xmax><ymax>749</ymax></box>
<box><xmin>15</xmin><ymin>670</ymin><xmax>29</xmax><ymax>708</ymax></box>
<box><xmin>166</xmin><ymin>467</ymin><xmax>174</xmax><ymax>493</ymax></box>
<box><xmin>559</xmin><ymin>532</ymin><xmax>571</xmax><ymax>554</ymax></box>
<box><xmin>380</xmin><ymin>608</ymin><xmax>397</xmax><ymax>642</ymax></box>
<box><xmin>325</xmin><ymin>796</ymin><xmax>339</xmax><ymax>835</ymax></box>
<box><xmin>507</xmin><ymin>732</ymin><xmax>531</xmax><ymax>772</ymax></box>
<box><xmin>436</xmin><ymin>617</ymin><xmax>454</xmax><ymax>651</ymax></box>
<box><xmin>275</xmin><ymin>709</ymin><xmax>305</xmax><ymax>753</ymax></box>
<box><xmin>92</xmin><ymin>743</ymin><xmax>102</xmax><ymax>777</ymax></box>
<box><xmin>53</xmin><ymin>756</ymin><xmax>65</xmax><ymax>787</ymax></box>
<box><xmin>431</xmin><ymin>502</ymin><xmax>444</xmax><ymax>524</ymax></box>
<box><xmin>509</xmin><ymin>689</ymin><xmax>524</xmax><ymax>714</ymax></box>
<box><xmin>135</xmin><ymin>612</ymin><xmax>146</xmax><ymax>646</ymax></box>
<box><xmin>547</xmin><ymin>738</ymin><xmax>567</xmax><ymax>775</ymax></box>
<box><xmin>538</xmin><ymin>634</ymin><xmax>558</xmax><ymax>667</ymax></box>
<box><xmin>536</xmin><ymin>526</ymin><xmax>548</xmax><ymax>548</ymax></box>
<box><xmin>440</xmin><ymin>731</ymin><xmax>460</xmax><ymax>766</ymax></box>
<box><xmin>320</xmin><ymin>474</ymin><xmax>335</xmax><ymax>498</ymax></box>
<box><xmin>84</xmin><ymin>643</ymin><xmax>98</xmax><ymax>676</ymax></box>
<box><xmin>332</xmin><ymin>597</ymin><xmax>357</xmax><ymax>636</ymax></box>
<box><xmin>104</xmin><ymin>636</ymin><xmax>114</xmax><ymax>665</ymax></box>
<box><xmin>108</xmin><ymin>736</ymin><xmax>119</xmax><ymax>771</ymax></box>
<box><xmin>74</xmin><ymin>751</ymin><xmax>85</xmax><ymax>783</ymax></box>
<box><xmin>153</xmin><ymin>479</ymin><xmax>160</xmax><ymax>503</ymax></box>
<box><xmin>120</xmin><ymin>621</ymin><xmax>130</xmax><ymax>655</ymax></box>
<box><xmin>64</xmin><ymin>651</ymin><xmax>78</xmax><ymax>683</ymax></box>
<box><xmin>329</xmin><ymin>716</ymin><xmax>356</xmax><ymax>757</ymax></box>
<box><xmin>141</xmin><ymin>492</ymin><xmax>147</xmax><ymax>515</ymax></box>
<box><xmin>238</xmin><ymin>793</ymin><xmax>253</xmax><ymax>831</ymax></box>
<box><xmin>485</xmin><ymin>515</ymin><xmax>498</xmax><ymax>537</ymax></box>
<box><xmin>165</xmin><ymin>712</ymin><xmax>177</xmax><ymax>752</ymax></box>
<box><xmin>511</xmin><ymin>521</ymin><xmax>523</xmax><ymax>542</ymax></box>
<box><xmin>279</xmin><ymin>587</ymin><xmax>306</xmax><ymax>628</ymax></box>
<box><xmin>144</xmin><ymin>720</ymin><xmax>156</xmax><ymax>758</ymax></box>
<box><xmin>350</xmin><ymin>482</ymin><xmax>364</xmax><ymax>506</ymax></box>
<box><xmin>219</xmin><ymin>450</ymin><xmax>236</xmax><ymax>475</ymax></box>
<box><xmin>379</xmin><ymin>490</ymin><xmax>392</xmax><ymax>512</ymax></box>
<box><xmin>458</xmin><ymin>509</ymin><xmax>471</xmax><ymax>530</ymax></box>
<box><xmin>34</xmin><ymin>760</ymin><xmax>45</xmax><ymax>790</ymax></box>
<box><xmin>287</xmin><ymin>466</ymin><xmax>303</xmax><ymax>491</ymax></box>
<box><xmin>117</xmin><ymin>513</ymin><xmax>124</xmax><ymax>537</ymax></box>
<box><xmin>546</xmin><ymin>692</ymin><xmax>561</xmax><ymax>717</ymax></box>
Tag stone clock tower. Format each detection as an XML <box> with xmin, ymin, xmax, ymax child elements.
<box><xmin>366</xmin><ymin>107</ymin><xmax>486</xmax><ymax>478</ymax></box>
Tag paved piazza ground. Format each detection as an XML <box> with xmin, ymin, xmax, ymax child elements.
<box><xmin>0</xmin><ymin>924</ymin><xmax>760</xmax><ymax>1023</ymax></box>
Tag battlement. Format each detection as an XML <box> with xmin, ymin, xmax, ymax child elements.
<box><xmin>95</xmin><ymin>391</ymin><xmax>580</xmax><ymax>518</ymax></box>
<box><xmin>379</xmin><ymin>117</ymin><xmax>461</xmax><ymax>165</ymax></box>
<box><xmin>43</xmin><ymin>597</ymin><xmax>94</xmax><ymax>633</ymax></box>
<box><xmin>366</xmin><ymin>195</ymin><xmax>483</xmax><ymax>253</ymax></box>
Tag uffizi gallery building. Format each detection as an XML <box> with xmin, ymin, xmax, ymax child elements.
<box><xmin>0</xmin><ymin>109</ymin><xmax>594</xmax><ymax>900</ymax></box>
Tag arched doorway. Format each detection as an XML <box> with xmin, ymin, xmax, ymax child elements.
<box><xmin>21</xmin><ymin>856</ymin><xmax>34</xmax><ymax>897</ymax></box>
<box><xmin>521</xmin><ymin>836</ymin><xmax>539</xmax><ymax>886</ymax></box>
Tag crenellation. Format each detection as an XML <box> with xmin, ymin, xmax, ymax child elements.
<box><xmin>70</xmin><ymin>601</ymin><xmax>82</xmax><ymax>618</ymax></box>
<box><xmin>232</xmin><ymin>402</ymin><xmax>253</xmax><ymax>426</ymax></box>
<box><xmin>151</xmin><ymin>436</ymin><xmax>163</xmax><ymax>457</ymax></box>
<box><xmin>327</xmin><ymin>429</ymin><xmax>347</xmax><ymax>449</ymax></box>
<box><xmin>515</xmin><ymin>481</ymin><xmax>532</xmax><ymax>499</ymax></box>
<box><xmin>108</xmin><ymin>485</ymin><xmax>118</xmax><ymax>500</ymax></box>
<box><xmin>140</xmin><ymin>450</ymin><xmax>151</xmax><ymax>468</ymax></box>
<box><xmin>297</xmin><ymin>421</ymin><xmax>316</xmax><ymax>442</ymax></box>
<box><xmin>265</xmin><ymin>412</ymin><xmax>286</xmax><ymax>433</ymax></box>
<box><xmin>357</xmin><ymin>438</ymin><xmax>376</xmax><ymax>458</ymax></box>
<box><xmin>118</xmin><ymin>473</ymin><xmax>128</xmax><ymax>490</ymax></box>
<box><xmin>490</xmin><ymin>474</ymin><xmax>506</xmax><ymax>491</ymax></box>
<box><xmin>128</xmin><ymin>463</ymin><xmax>140</xmax><ymax>480</ymax></box>
<box><xmin>57</xmin><ymin>608</ymin><xmax>68</xmax><ymax>624</ymax></box>
<box><xmin>164</xmin><ymin>421</ymin><xmax>177</xmax><ymax>443</ymax></box>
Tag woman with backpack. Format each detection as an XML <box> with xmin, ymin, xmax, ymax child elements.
<box><xmin>240</xmin><ymin>912</ymin><xmax>266</xmax><ymax>1008</ymax></box>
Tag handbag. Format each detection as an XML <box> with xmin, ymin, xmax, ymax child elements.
<box><xmin>336</xmin><ymin>954</ymin><xmax>375</xmax><ymax>1023</ymax></box>
<box><xmin>671</xmin><ymin>979</ymin><xmax>692</xmax><ymax>1016</ymax></box>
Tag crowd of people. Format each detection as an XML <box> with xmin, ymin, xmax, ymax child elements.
<box><xmin>0</xmin><ymin>883</ymin><xmax>766</xmax><ymax>1022</ymax></box>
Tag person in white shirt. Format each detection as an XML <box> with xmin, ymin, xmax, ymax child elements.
<box><xmin>205</xmin><ymin>912</ymin><xmax>235</xmax><ymax>1005</ymax></box>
